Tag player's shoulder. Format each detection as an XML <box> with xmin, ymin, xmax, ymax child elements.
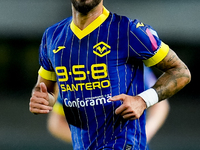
<box><xmin>110</xmin><ymin>12</ymin><xmax>147</xmax><ymax>30</ymax></box>
<box><xmin>129</xmin><ymin>18</ymin><xmax>156</xmax><ymax>35</ymax></box>
<box><xmin>129</xmin><ymin>19</ymin><xmax>147</xmax><ymax>30</ymax></box>
<box><xmin>110</xmin><ymin>12</ymin><xmax>131</xmax><ymax>24</ymax></box>
<box><xmin>44</xmin><ymin>16</ymin><xmax>72</xmax><ymax>37</ymax></box>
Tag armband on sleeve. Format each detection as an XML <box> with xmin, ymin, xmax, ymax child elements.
<box><xmin>38</xmin><ymin>66</ymin><xmax>57</xmax><ymax>81</ymax></box>
<box><xmin>143</xmin><ymin>42</ymin><xmax>169</xmax><ymax>67</ymax></box>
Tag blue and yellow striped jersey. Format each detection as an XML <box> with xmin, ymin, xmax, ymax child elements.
<box><xmin>39</xmin><ymin>7</ymin><xmax>169</xmax><ymax>150</ymax></box>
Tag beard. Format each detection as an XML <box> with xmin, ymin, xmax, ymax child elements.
<box><xmin>71</xmin><ymin>0</ymin><xmax>102</xmax><ymax>15</ymax></box>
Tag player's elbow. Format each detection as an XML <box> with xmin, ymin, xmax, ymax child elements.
<box><xmin>183</xmin><ymin>65</ymin><xmax>191</xmax><ymax>85</ymax></box>
<box><xmin>177</xmin><ymin>64</ymin><xmax>191</xmax><ymax>91</ymax></box>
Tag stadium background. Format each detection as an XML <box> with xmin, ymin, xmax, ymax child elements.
<box><xmin>0</xmin><ymin>0</ymin><xmax>199</xmax><ymax>149</ymax></box>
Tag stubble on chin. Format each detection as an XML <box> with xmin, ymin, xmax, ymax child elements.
<box><xmin>71</xmin><ymin>0</ymin><xmax>102</xmax><ymax>15</ymax></box>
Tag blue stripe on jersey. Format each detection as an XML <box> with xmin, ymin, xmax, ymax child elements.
<box><xmin>39</xmin><ymin>7</ymin><xmax>168</xmax><ymax>150</ymax></box>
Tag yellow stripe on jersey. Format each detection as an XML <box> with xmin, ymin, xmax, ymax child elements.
<box><xmin>70</xmin><ymin>7</ymin><xmax>110</xmax><ymax>40</ymax></box>
<box><xmin>143</xmin><ymin>42</ymin><xmax>169</xmax><ymax>67</ymax></box>
<box><xmin>38</xmin><ymin>66</ymin><xmax>57</xmax><ymax>81</ymax></box>
<box><xmin>53</xmin><ymin>102</ymin><xmax>65</xmax><ymax>116</ymax></box>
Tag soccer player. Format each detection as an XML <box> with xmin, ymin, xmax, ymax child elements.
<box><xmin>29</xmin><ymin>0</ymin><xmax>191</xmax><ymax>149</ymax></box>
<box><xmin>47</xmin><ymin>67</ymin><xmax>170</xmax><ymax>144</ymax></box>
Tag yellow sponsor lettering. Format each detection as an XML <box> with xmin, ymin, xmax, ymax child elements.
<box><xmin>85</xmin><ymin>82</ymin><xmax>93</xmax><ymax>90</ymax></box>
<box><xmin>66</xmin><ymin>84</ymin><xmax>72</xmax><ymax>92</ymax></box>
<box><xmin>61</xmin><ymin>84</ymin><xmax>67</xmax><ymax>92</ymax></box>
<box><xmin>73</xmin><ymin>65</ymin><xmax>86</xmax><ymax>81</ymax></box>
<box><xmin>101</xmin><ymin>80</ymin><xmax>110</xmax><ymax>88</ymax></box>
<box><xmin>60</xmin><ymin>80</ymin><xmax>111</xmax><ymax>92</ymax></box>
<box><xmin>92</xmin><ymin>82</ymin><xmax>101</xmax><ymax>89</ymax></box>
<box><xmin>78</xmin><ymin>83</ymin><xmax>85</xmax><ymax>91</ymax></box>
<box><xmin>71</xmin><ymin>84</ymin><xmax>79</xmax><ymax>91</ymax></box>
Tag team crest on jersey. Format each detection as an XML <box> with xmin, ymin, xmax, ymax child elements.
<box><xmin>93</xmin><ymin>42</ymin><xmax>111</xmax><ymax>57</ymax></box>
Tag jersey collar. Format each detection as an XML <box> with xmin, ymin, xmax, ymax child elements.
<box><xmin>70</xmin><ymin>7</ymin><xmax>110</xmax><ymax>40</ymax></box>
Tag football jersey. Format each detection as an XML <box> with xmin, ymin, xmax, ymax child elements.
<box><xmin>53</xmin><ymin>66</ymin><xmax>157</xmax><ymax>116</ymax></box>
<box><xmin>39</xmin><ymin>7</ymin><xmax>169</xmax><ymax>150</ymax></box>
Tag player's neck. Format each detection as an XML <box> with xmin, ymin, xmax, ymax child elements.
<box><xmin>72</xmin><ymin>2</ymin><xmax>103</xmax><ymax>30</ymax></box>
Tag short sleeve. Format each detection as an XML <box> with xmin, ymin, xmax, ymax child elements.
<box><xmin>129</xmin><ymin>19</ymin><xmax>169</xmax><ymax>67</ymax></box>
<box><xmin>38</xmin><ymin>30</ymin><xmax>57</xmax><ymax>81</ymax></box>
<box><xmin>53</xmin><ymin>102</ymin><xmax>65</xmax><ymax>116</ymax></box>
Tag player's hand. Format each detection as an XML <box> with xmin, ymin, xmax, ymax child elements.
<box><xmin>109</xmin><ymin>94</ymin><xmax>147</xmax><ymax>120</ymax></box>
<box><xmin>29</xmin><ymin>82</ymin><xmax>53</xmax><ymax>114</ymax></box>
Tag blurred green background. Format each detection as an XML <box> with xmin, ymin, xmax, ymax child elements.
<box><xmin>0</xmin><ymin>0</ymin><xmax>199</xmax><ymax>150</ymax></box>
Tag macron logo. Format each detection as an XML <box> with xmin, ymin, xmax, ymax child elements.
<box><xmin>136</xmin><ymin>22</ymin><xmax>144</xmax><ymax>28</ymax></box>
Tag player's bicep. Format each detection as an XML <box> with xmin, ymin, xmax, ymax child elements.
<box><xmin>155</xmin><ymin>49</ymin><xmax>183</xmax><ymax>72</ymax></box>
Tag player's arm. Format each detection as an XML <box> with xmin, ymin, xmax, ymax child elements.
<box><xmin>29</xmin><ymin>75</ymin><xmax>58</xmax><ymax>114</ymax></box>
<box><xmin>146</xmin><ymin>100</ymin><xmax>170</xmax><ymax>143</ymax></box>
<box><xmin>47</xmin><ymin>99</ymin><xmax>72</xmax><ymax>143</ymax></box>
<box><xmin>110</xmin><ymin>49</ymin><xmax>190</xmax><ymax>120</ymax></box>
<box><xmin>152</xmin><ymin>49</ymin><xmax>191</xmax><ymax>101</ymax></box>
<box><xmin>48</xmin><ymin>111</ymin><xmax>72</xmax><ymax>143</ymax></box>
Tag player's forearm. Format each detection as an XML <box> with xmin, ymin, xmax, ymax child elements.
<box><xmin>153</xmin><ymin>51</ymin><xmax>191</xmax><ymax>101</ymax></box>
